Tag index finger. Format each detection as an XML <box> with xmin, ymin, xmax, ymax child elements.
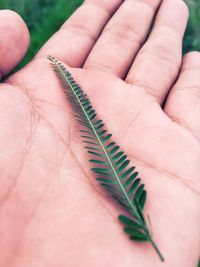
<box><xmin>35</xmin><ymin>0</ymin><xmax>123</xmax><ymax>67</ymax></box>
<box><xmin>0</xmin><ymin>10</ymin><xmax>30</xmax><ymax>78</ymax></box>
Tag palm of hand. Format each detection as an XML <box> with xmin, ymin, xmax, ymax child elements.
<box><xmin>0</xmin><ymin>1</ymin><xmax>199</xmax><ymax>267</ymax></box>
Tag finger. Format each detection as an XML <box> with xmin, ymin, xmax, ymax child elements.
<box><xmin>0</xmin><ymin>10</ymin><xmax>30</xmax><ymax>79</ymax></box>
<box><xmin>126</xmin><ymin>0</ymin><xmax>189</xmax><ymax>104</ymax></box>
<box><xmin>164</xmin><ymin>51</ymin><xmax>200</xmax><ymax>140</ymax></box>
<box><xmin>84</xmin><ymin>0</ymin><xmax>161</xmax><ymax>78</ymax></box>
<box><xmin>36</xmin><ymin>0</ymin><xmax>123</xmax><ymax>67</ymax></box>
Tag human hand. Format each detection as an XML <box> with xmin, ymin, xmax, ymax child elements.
<box><xmin>0</xmin><ymin>1</ymin><xmax>199</xmax><ymax>266</ymax></box>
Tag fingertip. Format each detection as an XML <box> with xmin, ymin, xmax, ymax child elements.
<box><xmin>0</xmin><ymin>10</ymin><xmax>30</xmax><ymax>77</ymax></box>
<box><xmin>167</xmin><ymin>0</ymin><xmax>189</xmax><ymax>19</ymax></box>
<box><xmin>158</xmin><ymin>0</ymin><xmax>189</xmax><ymax>35</ymax></box>
<box><xmin>177</xmin><ymin>0</ymin><xmax>189</xmax><ymax>18</ymax></box>
<box><xmin>183</xmin><ymin>51</ymin><xmax>200</xmax><ymax>66</ymax></box>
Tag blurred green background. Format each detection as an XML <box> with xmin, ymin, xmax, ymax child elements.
<box><xmin>0</xmin><ymin>0</ymin><xmax>199</xmax><ymax>69</ymax></box>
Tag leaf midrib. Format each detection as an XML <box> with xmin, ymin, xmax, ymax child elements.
<box><xmin>59</xmin><ymin>67</ymin><xmax>141</xmax><ymax>223</ymax></box>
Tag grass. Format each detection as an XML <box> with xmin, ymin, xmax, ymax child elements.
<box><xmin>0</xmin><ymin>0</ymin><xmax>199</xmax><ymax>68</ymax></box>
<box><xmin>184</xmin><ymin>0</ymin><xmax>200</xmax><ymax>52</ymax></box>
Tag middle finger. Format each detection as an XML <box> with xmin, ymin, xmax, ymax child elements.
<box><xmin>84</xmin><ymin>0</ymin><xmax>161</xmax><ymax>78</ymax></box>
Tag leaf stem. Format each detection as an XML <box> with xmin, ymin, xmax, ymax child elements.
<box><xmin>148</xmin><ymin>237</ymin><xmax>165</xmax><ymax>262</ymax></box>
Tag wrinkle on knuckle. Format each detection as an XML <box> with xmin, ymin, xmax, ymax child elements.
<box><xmin>127</xmin><ymin>0</ymin><xmax>158</xmax><ymax>12</ymax></box>
<box><xmin>85</xmin><ymin>62</ymin><xmax>115</xmax><ymax>74</ymax></box>
<box><xmin>61</xmin><ymin>23</ymin><xmax>96</xmax><ymax>43</ymax></box>
<box><xmin>170</xmin><ymin>115</ymin><xmax>200</xmax><ymax>144</ymax></box>
<box><xmin>104</xmin><ymin>23</ymin><xmax>143</xmax><ymax>46</ymax></box>
<box><xmin>83</xmin><ymin>2</ymin><xmax>111</xmax><ymax>16</ymax></box>
<box><xmin>140</xmin><ymin>43</ymin><xmax>180</xmax><ymax>71</ymax></box>
<box><xmin>182</xmin><ymin>66</ymin><xmax>200</xmax><ymax>73</ymax></box>
<box><xmin>175</xmin><ymin>85</ymin><xmax>200</xmax><ymax>99</ymax></box>
<box><xmin>127</xmin><ymin>81</ymin><xmax>163</xmax><ymax>102</ymax></box>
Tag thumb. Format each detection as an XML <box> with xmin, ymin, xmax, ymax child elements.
<box><xmin>0</xmin><ymin>10</ymin><xmax>30</xmax><ymax>79</ymax></box>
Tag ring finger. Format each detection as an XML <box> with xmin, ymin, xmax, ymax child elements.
<box><xmin>126</xmin><ymin>0</ymin><xmax>189</xmax><ymax>105</ymax></box>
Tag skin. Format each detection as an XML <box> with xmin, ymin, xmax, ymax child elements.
<box><xmin>0</xmin><ymin>0</ymin><xmax>199</xmax><ymax>266</ymax></box>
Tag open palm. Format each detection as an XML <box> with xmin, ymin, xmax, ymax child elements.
<box><xmin>0</xmin><ymin>0</ymin><xmax>199</xmax><ymax>266</ymax></box>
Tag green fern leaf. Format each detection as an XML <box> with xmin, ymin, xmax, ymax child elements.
<box><xmin>118</xmin><ymin>215</ymin><xmax>142</xmax><ymax>229</ymax></box>
<box><xmin>48</xmin><ymin>55</ymin><xmax>164</xmax><ymax>262</ymax></box>
<box><xmin>138</xmin><ymin>190</ymin><xmax>147</xmax><ymax>210</ymax></box>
